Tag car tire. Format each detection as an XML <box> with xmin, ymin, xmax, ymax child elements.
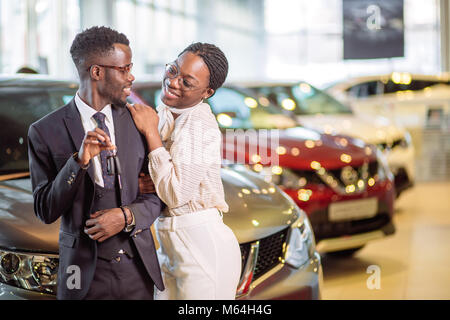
<box><xmin>327</xmin><ymin>246</ymin><xmax>365</xmax><ymax>257</ymax></box>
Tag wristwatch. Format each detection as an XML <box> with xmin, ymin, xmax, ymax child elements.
<box><xmin>122</xmin><ymin>206</ymin><xmax>136</xmax><ymax>232</ymax></box>
<box><xmin>73</xmin><ymin>152</ymin><xmax>90</xmax><ymax>170</ymax></box>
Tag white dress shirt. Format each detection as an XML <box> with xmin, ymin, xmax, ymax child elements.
<box><xmin>148</xmin><ymin>101</ymin><xmax>229</xmax><ymax>216</ymax></box>
<box><xmin>74</xmin><ymin>92</ymin><xmax>116</xmax><ymax>188</ymax></box>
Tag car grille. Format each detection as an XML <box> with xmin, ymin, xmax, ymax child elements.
<box><xmin>293</xmin><ymin>161</ymin><xmax>378</xmax><ymax>195</ymax></box>
<box><xmin>327</xmin><ymin>161</ymin><xmax>378</xmax><ymax>188</ymax></box>
<box><xmin>292</xmin><ymin>169</ymin><xmax>323</xmax><ymax>185</ymax></box>
<box><xmin>312</xmin><ymin>213</ymin><xmax>391</xmax><ymax>241</ymax></box>
<box><xmin>291</xmin><ymin>161</ymin><xmax>378</xmax><ymax>195</ymax></box>
<box><xmin>239</xmin><ymin>227</ymin><xmax>289</xmax><ymax>281</ymax></box>
<box><xmin>239</xmin><ymin>242</ymin><xmax>251</xmax><ymax>273</ymax></box>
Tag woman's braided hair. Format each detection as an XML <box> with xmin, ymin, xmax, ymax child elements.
<box><xmin>178</xmin><ymin>42</ymin><xmax>229</xmax><ymax>92</ymax></box>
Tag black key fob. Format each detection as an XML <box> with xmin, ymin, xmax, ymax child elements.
<box><xmin>114</xmin><ymin>156</ymin><xmax>122</xmax><ymax>175</ymax></box>
<box><xmin>107</xmin><ymin>155</ymin><xmax>116</xmax><ymax>175</ymax></box>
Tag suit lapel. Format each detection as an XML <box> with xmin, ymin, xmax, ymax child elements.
<box><xmin>63</xmin><ymin>99</ymin><xmax>95</xmax><ymax>182</ymax></box>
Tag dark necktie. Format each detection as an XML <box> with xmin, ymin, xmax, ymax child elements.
<box><xmin>92</xmin><ymin>112</ymin><xmax>115</xmax><ymax>189</ymax></box>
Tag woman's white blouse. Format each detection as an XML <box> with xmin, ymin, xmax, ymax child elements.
<box><xmin>148</xmin><ymin>102</ymin><xmax>229</xmax><ymax>216</ymax></box>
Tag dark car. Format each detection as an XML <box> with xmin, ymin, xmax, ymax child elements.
<box><xmin>0</xmin><ymin>75</ymin><xmax>322</xmax><ymax>299</ymax></box>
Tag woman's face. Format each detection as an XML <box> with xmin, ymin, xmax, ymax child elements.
<box><xmin>160</xmin><ymin>51</ymin><xmax>214</xmax><ymax>109</ymax></box>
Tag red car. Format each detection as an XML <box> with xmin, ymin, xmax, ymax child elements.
<box><xmin>132</xmin><ymin>82</ymin><xmax>396</xmax><ymax>255</ymax></box>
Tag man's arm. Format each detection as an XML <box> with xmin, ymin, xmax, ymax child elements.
<box><xmin>125</xmin><ymin>156</ymin><xmax>164</xmax><ymax>236</ymax></box>
<box><xmin>29</xmin><ymin>123</ymin><xmax>116</xmax><ymax>225</ymax></box>
<box><xmin>83</xmin><ymin>145</ymin><xmax>163</xmax><ymax>241</ymax></box>
<box><xmin>28</xmin><ymin>124</ymin><xmax>89</xmax><ymax>224</ymax></box>
<box><xmin>126</xmin><ymin>192</ymin><xmax>163</xmax><ymax>235</ymax></box>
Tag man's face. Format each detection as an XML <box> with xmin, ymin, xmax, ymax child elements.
<box><xmin>97</xmin><ymin>43</ymin><xmax>135</xmax><ymax>108</ymax></box>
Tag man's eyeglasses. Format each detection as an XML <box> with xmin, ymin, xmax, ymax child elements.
<box><xmin>87</xmin><ymin>63</ymin><xmax>133</xmax><ymax>74</ymax></box>
<box><xmin>164</xmin><ymin>61</ymin><xmax>205</xmax><ymax>91</ymax></box>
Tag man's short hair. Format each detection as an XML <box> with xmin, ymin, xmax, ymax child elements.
<box><xmin>70</xmin><ymin>26</ymin><xmax>129</xmax><ymax>72</ymax></box>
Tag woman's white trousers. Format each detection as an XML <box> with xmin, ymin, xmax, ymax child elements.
<box><xmin>154</xmin><ymin>208</ymin><xmax>241</xmax><ymax>300</ymax></box>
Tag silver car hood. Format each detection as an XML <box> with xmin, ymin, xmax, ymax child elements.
<box><xmin>0</xmin><ymin>178</ymin><xmax>59</xmax><ymax>253</ymax></box>
<box><xmin>0</xmin><ymin>167</ymin><xmax>299</xmax><ymax>253</ymax></box>
<box><xmin>221</xmin><ymin>165</ymin><xmax>299</xmax><ymax>244</ymax></box>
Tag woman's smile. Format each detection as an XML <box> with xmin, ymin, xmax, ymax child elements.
<box><xmin>163</xmin><ymin>82</ymin><xmax>181</xmax><ymax>99</ymax></box>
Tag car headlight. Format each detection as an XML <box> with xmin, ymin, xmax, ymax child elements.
<box><xmin>285</xmin><ymin>214</ymin><xmax>315</xmax><ymax>269</ymax></box>
<box><xmin>0</xmin><ymin>249</ymin><xmax>58</xmax><ymax>295</ymax></box>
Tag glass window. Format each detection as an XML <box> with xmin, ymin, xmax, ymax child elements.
<box><xmin>184</xmin><ymin>0</ymin><xmax>197</xmax><ymax>15</ymax></box>
<box><xmin>153</xmin><ymin>89</ymin><xmax>162</xmax><ymax>106</ymax></box>
<box><xmin>385</xmin><ymin>79</ymin><xmax>448</xmax><ymax>93</ymax></box>
<box><xmin>254</xmin><ymin>83</ymin><xmax>352</xmax><ymax>115</ymax></box>
<box><xmin>291</xmin><ymin>83</ymin><xmax>353</xmax><ymax>114</ymax></box>
<box><xmin>0</xmin><ymin>86</ymin><xmax>77</xmax><ymax>175</ymax></box>
<box><xmin>209</xmin><ymin>87</ymin><xmax>253</xmax><ymax>129</ymax></box>
<box><xmin>383</xmin><ymin>80</ymin><xmax>410</xmax><ymax>94</ymax></box>
<box><xmin>349</xmin><ymin>81</ymin><xmax>381</xmax><ymax>98</ymax></box>
<box><xmin>263</xmin><ymin>0</ymin><xmax>440</xmax><ymax>86</ymax></box>
<box><xmin>132</xmin><ymin>86</ymin><xmax>161</xmax><ymax>108</ymax></box>
<box><xmin>0</xmin><ymin>0</ymin><xmax>79</xmax><ymax>77</ymax></box>
<box><xmin>208</xmin><ymin>87</ymin><xmax>296</xmax><ymax>129</ymax></box>
<box><xmin>171</xmin><ymin>0</ymin><xmax>185</xmax><ymax>11</ymax></box>
<box><xmin>109</xmin><ymin>0</ymin><xmax>264</xmax><ymax>80</ymax></box>
<box><xmin>0</xmin><ymin>0</ymin><xmax>27</xmax><ymax>73</ymax></box>
<box><xmin>154</xmin><ymin>0</ymin><xmax>168</xmax><ymax>9</ymax></box>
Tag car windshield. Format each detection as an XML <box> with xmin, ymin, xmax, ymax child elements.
<box><xmin>253</xmin><ymin>83</ymin><xmax>353</xmax><ymax>116</ymax></box>
<box><xmin>0</xmin><ymin>85</ymin><xmax>76</xmax><ymax>176</ymax></box>
<box><xmin>138</xmin><ymin>85</ymin><xmax>298</xmax><ymax>130</ymax></box>
<box><xmin>208</xmin><ymin>87</ymin><xmax>298</xmax><ymax>130</ymax></box>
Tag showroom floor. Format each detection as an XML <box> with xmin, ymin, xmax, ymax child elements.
<box><xmin>321</xmin><ymin>181</ymin><xmax>450</xmax><ymax>300</ymax></box>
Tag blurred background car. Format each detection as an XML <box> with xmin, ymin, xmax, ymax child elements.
<box><xmin>0</xmin><ymin>74</ymin><xmax>322</xmax><ymax>300</ymax></box>
<box><xmin>132</xmin><ymin>81</ymin><xmax>397</xmax><ymax>256</ymax></box>
<box><xmin>241</xmin><ymin>81</ymin><xmax>415</xmax><ymax>198</ymax></box>
<box><xmin>324</xmin><ymin>72</ymin><xmax>450</xmax><ymax>131</ymax></box>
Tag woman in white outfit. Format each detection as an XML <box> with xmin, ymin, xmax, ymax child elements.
<box><xmin>128</xmin><ymin>43</ymin><xmax>241</xmax><ymax>300</ymax></box>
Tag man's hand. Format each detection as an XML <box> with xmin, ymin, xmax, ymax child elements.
<box><xmin>84</xmin><ymin>208</ymin><xmax>128</xmax><ymax>242</ymax></box>
<box><xmin>77</xmin><ymin>127</ymin><xmax>116</xmax><ymax>167</ymax></box>
<box><xmin>139</xmin><ymin>173</ymin><xmax>156</xmax><ymax>194</ymax></box>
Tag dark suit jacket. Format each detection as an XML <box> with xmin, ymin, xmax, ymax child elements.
<box><xmin>27</xmin><ymin>99</ymin><xmax>164</xmax><ymax>300</ymax></box>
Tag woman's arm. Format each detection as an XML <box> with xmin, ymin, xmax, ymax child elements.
<box><xmin>127</xmin><ymin>103</ymin><xmax>163</xmax><ymax>151</ymax></box>
<box><xmin>128</xmin><ymin>102</ymin><xmax>222</xmax><ymax>209</ymax></box>
<box><xmin>147</xmin><ymin>121</ymin><xmax>222</xmax><ymax>208</ymax></box>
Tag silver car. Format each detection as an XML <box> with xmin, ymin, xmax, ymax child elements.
<box><xmin>0</xmin><ymin>75</ymin><xmax>322</xmax><ymax>300</ymax></box>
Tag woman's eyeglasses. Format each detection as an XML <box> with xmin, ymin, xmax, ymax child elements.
<box><xmin>164</xmin><ymin>62</ymin><xmax>204</xmax><ymax>91</ymax></box>
<box><xmin>87</xmin><ymin>63</ymin><xmax>133</xmax><ymax>74</ymax></box>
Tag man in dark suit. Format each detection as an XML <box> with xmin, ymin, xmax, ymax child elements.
<box><xmin>27</xmin><ymin>26</ymin><xmax>164</xmax><ymax>300</ymax></box>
